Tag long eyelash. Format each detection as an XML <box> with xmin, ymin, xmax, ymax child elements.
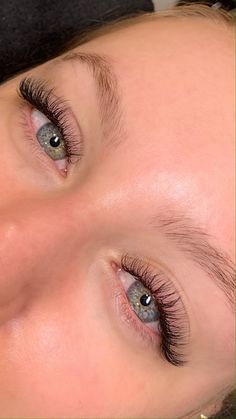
<box><xmin>18</xmin><ymin>77</ymin><xmax>82</xmax><ymax>163</ymax></box>
<box><xmin>121</xmin><ymin>255</ymin><xmax>188</xmax><ymax>367</ymax></box>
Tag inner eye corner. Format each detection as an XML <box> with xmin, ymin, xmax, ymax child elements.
<box><xmin>111</xmin><ymin>260</ymin><xmax>122</xmax><ymax>273</ymax></box>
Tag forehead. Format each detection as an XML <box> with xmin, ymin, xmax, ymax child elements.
<box><xmin>75</xmin><ymin>18</ymin><xmax>234</xmax><ymax>156</ymax></box>
<box><xmin>64</xmin><ymin>18</ymin><xmax>234</xmax><ymax>248</ymax></box>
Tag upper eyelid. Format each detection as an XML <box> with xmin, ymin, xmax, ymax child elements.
<box><xmin>18</xmin><ymin>76</ymin><xmax>84</xmax><ymax>170</ymax></box>
<box><xmin>121</xmin><ymin>254</ymin><xmax>189</xmax><ymax>318</ymax></box>
<box><xmin>121</xmin><ymin>255</ymin><xmax>190</xmax><ymax>365</ymax></box>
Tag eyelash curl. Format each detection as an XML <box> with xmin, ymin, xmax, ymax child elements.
<box><xmin>18</xmin><ymin>77</ymin><xmax>82</xmax><ymax>165</ymax></box>
<box><xmin>121</xmin><ymin>255</ymin><xmax>189</xmax><ymax>367</ymax></box>
<box><xmin>18</xmin><ymin>78</ymin><xmax>188</xmax><ymax>366</ymax></box>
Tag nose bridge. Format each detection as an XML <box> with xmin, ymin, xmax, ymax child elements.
<box><xmin>0</xmin><ymin>191</ymin><xmax>98</xmax><ymax>324</ymax></box>
<box><xmin>0</xmin><ymin>191</ymin><xmax>98</xmax><ymax>266</ymax></box>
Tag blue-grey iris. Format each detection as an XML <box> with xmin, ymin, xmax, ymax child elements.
<box><xmin>127</xmin><ymin>280</ymin><xmax>159</xmax><ymax>323</ymax></box>
<box><xmin>36</xmin><ymin>122</ymin><xmax>67</xmax><ymax>160</ymax></box>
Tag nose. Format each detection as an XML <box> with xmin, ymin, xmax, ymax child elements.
<box><xmin>0</xmin><ymin>191</ymin><xmax>96</xmax><ymax>326</ymax></box>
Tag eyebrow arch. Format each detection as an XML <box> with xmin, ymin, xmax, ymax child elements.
<box><xmin>59</xmin><ymin>53</ymin><xmax>235</xmax><ymax>310</ymax></box>
<box><xmin>60</xmin><ymin>51</ymin><xmax>124</xmax><ymax>146</ymax></box>
<box><xmin>151</xmin><ymin>210</ymin><xmax>235</xmax><ymax>311</ymax></box>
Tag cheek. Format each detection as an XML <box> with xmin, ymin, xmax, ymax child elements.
<box><xmin>0</xmin><ymin>200</ymin><xmax>154</xmax><ymax>417</ymax></box>
<box><xmin>0</xmin><ymin>100</ymin><xmax>25</xmax><ymax>194</ymax></box>
<box><xmin>0</xmin><ymin>119</ymin><xmax>21</xmax><ymax>202</ymax></box>
<box><xmin>1</xmin><ymin>288</ymin><xmax>154</xmax><ymax>418</ymax></box>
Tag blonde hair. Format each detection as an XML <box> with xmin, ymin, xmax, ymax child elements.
<box><xmin>67</xmin><ymin>3</ymin><xmax>235</xmax><ymax>49</ymax></box>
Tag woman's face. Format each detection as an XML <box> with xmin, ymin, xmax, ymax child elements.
<box><xmin>0</xmin><ymin>17</ymin><xmax>234</xmax><ymax>418</ymax></box>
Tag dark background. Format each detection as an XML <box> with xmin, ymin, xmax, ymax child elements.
<box><xmin>0</xmin><ymin>0</ymin><xmax>153</xmax><ymax>83</ymax></box>
<box><xmin>1</xmin><ymin>0</ymin><xmax>234</xmax><ymax>83</ymax></box>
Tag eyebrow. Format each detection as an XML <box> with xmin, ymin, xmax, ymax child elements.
<box><xmin>151</xmin><ymin>209</ymin><xmax>235</xmax><ymax>311</ymax></box>
<box><xmin>60</xmin><ymin>53</ymin><xmax>235</xmax><ymax>311</ymax></box>
<box><xmin>60</xmin><ymin>51</ymin><xmax>124</xmax><ymax>146</ymax></box>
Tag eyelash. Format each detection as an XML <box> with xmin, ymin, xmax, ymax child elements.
<box><xmin>18</xmin><ymin>77</ymin><xmax>187</xmax><ymax>366</ymax></box>
<box><xmin>17</xmin><ymin>77</ymin><xmax>82</xmax><ymax>168</ymax></box>
<box><xmin>119</xmin><ymin>255</ymin><xmax>188</xmax><ymax>367</ymax></box>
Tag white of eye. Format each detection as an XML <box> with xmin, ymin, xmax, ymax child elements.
<box><xmin>117</xmin><ymin>268</ymin><xmax>134</xmax><ymax>291</ymax></box>
<box><xmin>31</xmin><ymin>109</ymin><xmax>67</xmax><ymax>172</ymax></box>
<box><xmin>31</xmin><ymin>108</ymin><xmax>50</xmax><ymax>131</ymax></box>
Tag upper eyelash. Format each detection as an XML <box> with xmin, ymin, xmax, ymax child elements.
<box><xmin>18</xmin><ymin>77</ymin><xmax>82</xmax><ymax>164</ymax></box>
<box><xmin>18</xmin><ymin>77</ymin><xmax>188</xmax><ymax>366</ymax></box>
<box><xmin>121</xmin><ymin>255</ymin><xmax>189</xmax><ymax>366</ymax></box>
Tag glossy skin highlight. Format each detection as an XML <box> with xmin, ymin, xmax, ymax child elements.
<box><xmin>0</xmin><ymin>17</ymin><xmax>234</xmax><ymax>418</ymax></box>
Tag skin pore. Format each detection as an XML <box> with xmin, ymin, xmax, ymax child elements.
<box><xmin>0</xmin><ymin>14</ymin><xmax>234</xmax><ymax>419</ymax></box>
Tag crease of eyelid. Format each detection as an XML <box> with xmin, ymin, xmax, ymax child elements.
<box><xmin>58</xmin><ymin>51</ymin><xmax>127</xmax><ymax>149</ymax></box>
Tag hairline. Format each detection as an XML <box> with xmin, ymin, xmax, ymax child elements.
<box><xmin>66</xmin><ymin>4</ymin><xmax>234</xmax><ymax>49</ymax></box>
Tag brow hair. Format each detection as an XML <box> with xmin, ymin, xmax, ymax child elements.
<box><xmin>62</xmin><ymin>52</ymin><xmax>124</xmax><ymax>147</ymax></box>
<box><xmin>151</xmin><ymin>210</ymin><xmax>235</xmax><ymax>310</ymax></box>
<box><xmin>61</xmin><ymin>12</ymin><xmax>235</xmax><ymax>310</ymax></box>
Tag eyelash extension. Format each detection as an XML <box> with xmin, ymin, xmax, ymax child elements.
<box><xmin>18</xmin><ymin>77</ymin><xmax>82</xmax><ymax>164</ymax></box>
<box><xmin>121</xmin><ymin>255</ymin><xmax>189</xmax><ymax>367</ymax></box>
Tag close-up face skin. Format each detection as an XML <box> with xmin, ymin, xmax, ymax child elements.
<box><xmin>0</xmin><ymin>13</ymin><xmax>234</xmax><ymax>419</ymax></box>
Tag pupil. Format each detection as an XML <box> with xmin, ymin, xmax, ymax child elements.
<box><xmin>49</xmin><ymin>135</ymin><xmax>60</xmax><ymax>148</ymax></box>
<box><xmin>140</xmin><ymin>294</ymin><xmax>152</xmax><ymax>306</ymax></box>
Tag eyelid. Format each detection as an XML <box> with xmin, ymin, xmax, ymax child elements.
<box><xmin>17</xmin><ymin>102</ymin><xmax>67</xmax><ymax>178</ymax></box>
<box><xmin>114</xmin><ymin>257</ymin><xmax>190</xmax><ymax>366</ymax></box>
<box><xmin>17</xmin><ymin>77</ymin><xmax>84</xmax><ymax>176</ymax></box>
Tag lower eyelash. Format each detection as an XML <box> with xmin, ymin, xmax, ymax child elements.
<box><xmin>17</xmin><ymin>77</ymin><xmax>83</xmax><ymax>166</ymax></box>
<box><xmin>120</xmin><ymin>255</ymin><xmax>189</xmax><ymax>367</ymax></box>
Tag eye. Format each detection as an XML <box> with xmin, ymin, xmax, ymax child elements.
<box><xmin>119</xmin><ymin>269</ymin><xmax>160</xmax><ymax>330</ymax></box>
<box><xmin>32</xmin><ymin>109</ymin><xmax>67</xmax><ymax>171</ymax></box>
<box><xmin>18</xmin><ymin>77</ymin><xmax>82</xmax><ymax>175</ymax></box>
<box><xmin>127</xmin><ymin>280</ymin><xmax>160</xmax><ymax>323</ymax></box>
<box><xmin>114</xmin><ymin>256</ymin><xmax>189</xmax><ymax>366</ymax></box>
